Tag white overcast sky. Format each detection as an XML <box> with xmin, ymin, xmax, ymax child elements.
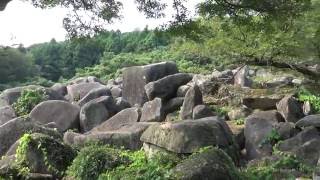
<box><xmin>0</xmin><ymin>0</ymin><xmax>200</xmax><ymax>47</ymax></box>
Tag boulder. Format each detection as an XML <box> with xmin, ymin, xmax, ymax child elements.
<box><xmin>227</xmin><ymin>106</ymin><xmax>251</xmax><ymax>120</ymax></box>
<box><xmin>242</xmin><ymin>97</ymin><xmax>281</xmax><ymax>110</ymax></box>
<box><xmin>276</xmin><ymin>95</ymin><xmax>304</xmax><ymax>123</ymax></box>
<box><xmin>68</xmin><ymin>76</ymin><xmax>103</xmax><ymax>85</ymax></box>
<box><xmin>67</xmin><ymin>82</ymin><xmax>105</xmax><ymax>102</ymax></box>
<box><xmin>191</xmin><ymin>74</ymin><xmax>220</xmax><ymax>95</ymax></box>
<box><xmin>122</xmin><ymin>62</ymin><xmax>179</xmax><ymax>106</ymax></box>
<box><xmin>163</xmin><ymin>97</ymin><xmax>184</xmax><ymax>114</ymax></box>
<box><xmin>295</xmin><ymin>114</ymin><xmax>320</xmax><ymax>128</ymax></box>
<box><xmin>65</xmin><ymin>123</ymin><xmax>155</xmax><ymax>150</ymax></box>
<box><xmin>140</xmin><ymin>117</ymin><xmax>236</xmax><ymax>155</ymax></box>
<box><xmin>265</xmin><ymin>76</ymin><xmax>293</xmax><ymax>88</ymax></box>
<box><xmin>0</xmin><ymin>105</ymin><xmax>16</xmax><ymax>126</ymax></box>
<box><xmin>0</xmin><ymin>117</ymin><xmax>61</xmax><ymax>157</ymax></box>
<box><xmin>244</xmin><ymin>110</ymin><xmax>283</xmax><ymax>160</ymax></box>
<box><xmin>140</xmin><ymin>98</ymin><xmax>165</xmax><ymax>122</ymax></box>
<box><xmin>77</xmin><ymin>87</ymin><xmax>111</xmax><ymax>107</ymax></box>
<box><xmin>234</xmin><ymin>65</ymin><xmax>252</xmax><ymax>87</ymax></box>
<box><xmin>145</xmin><ymin>73</ymin><xmax>192</xmax><ymax>101</ymax></box>
<box><xmin>192</xmin><ymin>105</ymin><xmax>215</xmax><ymax>120</ymax></box>
<box><xmin>50</xmin><ymin>83</ymin><xmax>67</xmax><ymax>97</ymax></box>
<box><xmin>172</xmin><ymin>147</ymin><xmax>240</xmax><ymax>180</ymax></box>
<box><xmin>30</xmin><ymin>100</ymin><xmax>80</xmax><ymax>132</ymax></box>
<box><xmin>275</xmin><ymin>122</ymin><xmax>298</xmax><ymax>140</ymax></box>
<box><xmin>180</xmin><ymin>85</ymin><xmax>203</xmax><ymax>120</ymax></box>
<box><xmin>14</xmin><ymin>133</ymin><xmax>75</xmax><ymax>178</ymax></box>
<box><xmin>80</xmin><ymin>99</ymin><xmax>110</xmax><ymax>132</ymax></box>
<box><xmin>277</xmin><ymin>127</ymin><xmax>320</xmax><ymax>166</ymax></box>
<box><xmin>91</xmin><ymin>107</ymin><xmax>141</xmax><ymax>132</ymax></box>
<box><xmin>114</xmin><ymin>97</ymin><xmax>131</xmax><ymax>112</ymax></box>
<box><xmin>111</xmin><ymin>86</ymin><xmax>122</xmax><ymax>98</ymax></box>
<box><xmin>303</xmin><ymin>101</ymin><xmax>313</xmax><ymax>115</ymax></box>
<box><xmin>176</xmin><ymin>85</ymin><xmax>190</xmax><ymax>97</ymax></box>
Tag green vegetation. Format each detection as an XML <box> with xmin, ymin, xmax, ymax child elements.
<box><xmin>15</xmin><ymin>133</ymin><xmax>32</xmax><ymax>176</ymax></box>
<box><xmin>12</xmin><ymin>89</ymin><xmax>48</xmax><ymax>116</ymax></box>
<box><xmin>298</xmin><ymin>88</ymin><xmax>320</xmax><ymax>113</ymax></box>
<box><xmin>260</xmin><ymin>129</ymin><xmax>281</xmax><ymax>147</ymax></box>
<box><xmin>235</xmin><ymin>118</ymin><xmax>245</xmax><ymax>125</ymax></box>
<box><xmin>67</xmin><ymin>144</ymin><xmax>181</xmax><ymax>180</ymax></box>
<box><xmin>242</xmin><ymin>153</ymin><xmax>314</xmax><ymax>179</ymax></box>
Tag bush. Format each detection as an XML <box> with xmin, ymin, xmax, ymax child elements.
<box><xmin>99</xmin><ymin>150</ymin><xmax>181</xmax><ymax>180</ymax></box>
<box><xmin>12</xmin><ymin>89</ymin><xmax>48</xmax><ymax>116</ymax></box>
<box><xmin>66</xmin><ymin>145</ymin><xmax>128</xmax><ymax>180</ymax></box>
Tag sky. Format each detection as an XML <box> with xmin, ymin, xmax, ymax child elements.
<box><xmin>0</xmin><ymin>0</ymin><xmax>200</xmax><ymax>47</ymax></box>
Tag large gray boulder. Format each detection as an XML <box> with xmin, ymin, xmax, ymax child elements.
<box><xmin>114</xmin><ymin>97</ymin><xmax>131</xmax><ymax>112</ymax></box>
<box><xmin>276</xmin><ymin>95</ymin><xmax>304</xmax><ymax>123</ymax></box>
<box><xmin>67</xmin><ymin>82</ymin><xmax>105</xmax><ymax>102</ymax></box>
<box><xmin>244</xmin><ymin>110</ymin><xmax>283</xmax><ymax>160</ymax></box>
<box><xmin>64</xmin><ymin>123</ymin><xmax>156</xmax><ymax>150</ymax></box>
<box><xmin>277</xmin><ymin>127</ymin><xmax>320</xmax><ymax>166</ymax></box>
<box><xmin>30</xmin><ymin>100</ymin><xmax>80</xmax><ymax>132</ymax></box>
<box><xmin>0</xmin><ymin>117</ymin><xmax>61</xmax><ymax>157</ymax></box>
<box><xmin>234</xmin><ymin>65</ymin><xmax>252</xmax><ymax>87</ymax></box>
<box><xmin>295</xmin><ymin>114</ymin><xmax>320</xmax><ymax>128</ymax></box>
<box><xmin>80</xmin><ymin>99</ymin><xmax>110</xmax><ymax>132</ymax></box>
<box><xmin>122</xmin><ymin>62</ymin><xmax>179</xmax><ymax>106</ymax></box>
<box><xmin>91</xmin><ymin>107</ymin><xmax>141</xmax><ymax>132</ymax></box>
<box><xmin>180</xmin><ymin>85</ymin><xmax>203</xmax><ymax>120</ymax></box>
<box><xmin>140</xmin><ymin>117</ymin><xmax>235</xmax><ymax>154</ymax></box>
<box><xmin>191</xmin><ymin>74</ymin><xmax>220</xmax><ymax>95</ymax></box>
<box><xmin>140</xmin><ymin>98</ymin><xmax>165</xmax><ymax>122</ymax></box>
<box><xmin>172</xmin><ymin>147</ymin><xmax>240</xmax><ymax>180</ymax></box>
<box><xmin>77</xmin><ymin>87</ymin><xmax>111</xmax><ymax>107</ymax></box>
<box><xmin>145</xmin><ymin>73</ymin><xmax>192</xmax><ymax>101</ymax></box>
<box><xmin>0</xmin><ymin>105</ymin><xmax>16</xmax><ymax>126</ymax></box>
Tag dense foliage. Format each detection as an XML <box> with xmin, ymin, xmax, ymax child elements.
<box><xmin>12</xmin><ymin>89</ymin><xmax>48</xmax><ymax>116</ymax></box>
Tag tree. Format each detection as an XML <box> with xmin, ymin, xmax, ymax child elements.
<box><xmin>0</xmin><ymin>0</ymin><xmax>311</xmax><ymax>37</ymax></box>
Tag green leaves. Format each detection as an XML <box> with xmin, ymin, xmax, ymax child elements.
<box><xmin>298</xmin><ymin>88</ymin><xmax>320</xmax><ymax>113</ymax></box>
<box><xmin>13</xmin><ymin>89</ymin><xmax>48</xmax><ymax>117</ymax></box>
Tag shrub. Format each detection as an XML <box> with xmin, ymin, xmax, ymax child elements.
<box><xmin>13</xmin><ymin>89</ymin><xmax>48</xmax><ymax>116</ymax></box>
<box><xmin>99</xmin><ymin>150</ymin><xmax>181</xmax><ymax>180</ymax></box>
<box><xmin>298</xmin><ymin>88</ymin><xmax>320</xmax><ymax>113</ymax></box>
<box><xmin>242</xmin><ymin>153</ymin><xmax>314</xmax><ymax>179</ymax></box>
<box><xmin>66</xmin><ymin>145</ymin><xmax>128</xmax><ymax>180</ymax></box>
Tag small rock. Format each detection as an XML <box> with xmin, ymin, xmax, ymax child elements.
<box><xmin>192</xmin><ymin>105</ymin><xmax>215</xmax><ymax>120</ymax></box>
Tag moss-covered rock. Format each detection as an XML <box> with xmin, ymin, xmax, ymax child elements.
<box><xmin>172</xmin><ymin>147</ymin><xmax>240</xmax><ymax>180</ymax></box>
<box><xmin>15</xmin><ymin>133</ymin><xmax>76</xmax><ymax>178</ymax></box>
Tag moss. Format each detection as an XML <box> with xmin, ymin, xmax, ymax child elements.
<box><xmin>172</xmin><ymin>147</ymin><xmax>240</xmax><ymax>180</ymax></box>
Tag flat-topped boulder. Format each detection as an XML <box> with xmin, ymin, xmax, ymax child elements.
<box><xmin>122</xmin><ymin>62</ymin><xmax>178</xmax><ymax>106</ymax></box>
<box><xmin>64</xmin><ymin>122</ymin><xmax>156</xmax><ymax>150</ymax></box>
<box><xmin>30</xmin><ymin>100</ymin><xmax>80</xmax><ymax>132</ymax></box>
<box><xmin>140</xmin><ymin>117</ymin><xmax>235</xmax><ymax>154</ymax></box>
<box><xmin>140</xmin><ymin>98</ymin><xmax>165</xmax><ymax>122</ymax></box>
<box><xmin>276</xmin><ymin>95</ymin><xmax>304</xmax><ymax>123</ymax></box>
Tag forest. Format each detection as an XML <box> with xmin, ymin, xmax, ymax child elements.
<box><xmin>0</xmin><ymin>0</ymin><xmax>319</xmax><ymax>91</ymax></box>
